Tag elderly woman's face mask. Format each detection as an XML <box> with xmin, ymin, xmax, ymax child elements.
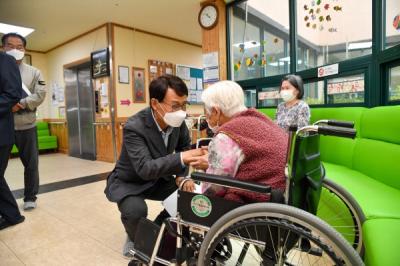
<box><xmin>206</xmin><ymin>108</ymin><xmax>220</xmax><ymax>133</ymax></box>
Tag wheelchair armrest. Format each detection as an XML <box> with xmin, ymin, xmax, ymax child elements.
<box><xmin>191</xmin><ymin>172</ymin><xmax>271</xmax><ymax>194</ymax></box>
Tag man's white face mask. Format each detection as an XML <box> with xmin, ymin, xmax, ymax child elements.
<box><xmin>158</xmin><ymin>102</ymin><xmax>187</xmax><ymax>127</ymax></box>
<box><xmin>6</xmin><ymin>49</ymin><xmax>25</xmax><ymax>61</ymax></box>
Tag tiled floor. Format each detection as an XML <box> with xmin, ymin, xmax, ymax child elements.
<box><xmin>0</xmin><ymin>154</ymin><xmax>163</xmax><ymax>266</ymax></box>
<box><xmin>5</xmin><ymin>153</ymin><xmax>115</xmax><ymax>190</ymax></box>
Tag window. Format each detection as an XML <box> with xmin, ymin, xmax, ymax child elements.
<box><xmin>230</xmin><ymin>0</ymin><xmax>290</xmax><ymax>81</ymax></box>
<box><xmin>258</xmin><ymin>86</ymin><xmax>281</xmax><ymax>107</ymax></box>
<box><xmin>244</xmin><ymin>89</ymin><xmax>257</xmax><ymax>107</ymax></box>
<box><xmin>296</xmin><ymin>0</ymin><xmax>372</xmax><ymax>70</ymax></box>
<box><xmin>385</xmin><ymin>0</ymin><xmax>400</xmax><ymax>49</ymax></box>
<box><xmin>304</xmin><ymin>80</ymin><xmax>325</xmax><ymax>105</ymax></box>
<box><xmin>389</xmin><ymin>65</ymin><xmax>400</xmax><ymax>101</ymax></box>
<box><xmin>327</xmin><ymin>74</ymin><xmax>365</xmax><ymax>104</ymax></box>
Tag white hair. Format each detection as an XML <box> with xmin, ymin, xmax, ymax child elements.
<box><xmin>201</xmin><ymin>80</ymin><xmax>247</xmax><ymax>117</ymax></box>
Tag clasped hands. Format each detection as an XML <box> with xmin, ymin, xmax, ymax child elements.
<box><xmin>178</xmin><ymin>147</ymin><xmax>209</xmax><ymax>192</ymax></box>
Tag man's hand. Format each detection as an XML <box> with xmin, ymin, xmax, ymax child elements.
<box><xmin>181</xmin><ymin>148</ymin><xmax>207</xmax><ymax>165</ymax></box>
<box><xmin>190</xmin><ymin>154</ymin><xmax>209</xmax><ymax>170</ymax></box>
<box><xmin>176</xmin><ymin>177</ymin><xmax>195</xmax><ymax>192</ymax></box>
<box><xmin>12</xmin><ymin>103</ymin><xmax>24</xmax><ymax>113</ymax></box>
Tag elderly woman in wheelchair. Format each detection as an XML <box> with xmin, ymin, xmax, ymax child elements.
<box><xmin>128</xmin><ymin>81</ymin><xmax>364</xmax><ymax>266</ymax></box>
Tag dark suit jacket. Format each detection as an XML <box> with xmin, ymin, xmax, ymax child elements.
<box><xmin>0</xmin><ymin>52</ymin><xmax>22</xmax><ymax>147</ymax></box>
<box><xmin>105</xmin><ymin>107</ymin><xmax>191</xmax><ymax>203</ymax></box>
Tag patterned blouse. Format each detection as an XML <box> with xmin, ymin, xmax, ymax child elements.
<box><xmin>276</xmin><ymin>100</ymin><xmax>310</xmax><ymax>131</ymax></box>
<box><xmin>203</xmin><ymin>133</ymin><xmax>245</xmax><ymax>196</ymax></box>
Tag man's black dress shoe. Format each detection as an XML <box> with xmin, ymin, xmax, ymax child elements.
<box><xmin>0</xmin><ymin>215</ymin><xmax>25</xmax><ymax>230</ymax></box>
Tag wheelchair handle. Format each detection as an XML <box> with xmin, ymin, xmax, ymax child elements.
<box><xmin>327</xmin><ymin>120</ymin><xmax>354</xmax><ymax>128</ymax></box>
<box><xmin>314</xmin><ymin>119</ymin><xmax>355</xmax><ymax>128</ymax></box>
<box><xmin>191</xmin><ymin>172</ymin><xmax>271</xmax><ymax>194</ymax></box>
<box><xmin>318</xmin><ymin>125</ymin><xmax>357</xmax><ymax>139</ymax></box>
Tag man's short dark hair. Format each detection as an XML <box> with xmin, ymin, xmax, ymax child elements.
<box><xmin>1</xmin><ymin>33</ymin><xmax>27</xmax><ymax>48</ymax></box>
<box><xmin>149</xmin><ymin>74</ymin><xmax>188</xmax><ymax>103</ymax></box>
<box><xmin>280</xmin><ymin>74</ymin><xmax>304</xmax><ymax>99</ymax></box>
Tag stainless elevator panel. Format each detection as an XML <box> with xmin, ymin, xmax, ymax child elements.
<box><xmin>77</xmin><ymin>68</ymin><xmax>96</xmax><ymax>160</ymax></box>
<box><xmin>64</xmin><ymin>64</ymin><xmax>96</xmax><ymax>160</ymax></box>
<box><xmin>64</xmin><ymin>68</ymin><xmax>81</xmax><ymax>158</ymax></box>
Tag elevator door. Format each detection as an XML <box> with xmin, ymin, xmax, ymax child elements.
<box><xmin>64</xmin><ymin>64</ymin><xmax>96</xmax><ymax>160</ymax></box>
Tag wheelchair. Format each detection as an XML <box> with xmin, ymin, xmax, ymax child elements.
<box><xmin>129</xmin><ymin>121</ymin><xmax>364</xmax><ymax>266</ymax></box>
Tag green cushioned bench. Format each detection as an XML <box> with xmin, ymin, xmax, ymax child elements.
<box><xmin>11</xmin><ymin>121</ymin><xmax>58</xmax><ymax>154</ymax></box>
<box><xmin>260</xmin><ymin>106</ymin><xmax>400</xmax><ymax>266</ymax></box>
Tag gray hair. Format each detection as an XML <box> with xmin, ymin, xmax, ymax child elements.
<box><xmin>201</xmin><ymin>80</ymin><xmax>247</xmax><ymax>117</ymax></box>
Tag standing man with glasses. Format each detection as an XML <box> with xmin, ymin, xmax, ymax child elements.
<box><xmin>105</xmin><ymin>75</ymin><xmax>204</xmax><ymax>257</ymax></box>
<box><xmin>2</xmin><ymin>33</ymin><xmax>47</xmax><ymax>211</ymax></box>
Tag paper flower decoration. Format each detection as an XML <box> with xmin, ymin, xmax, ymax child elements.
<box><xmin>333</xmin><ymin>6</ymin><xmax>342</xmax><ymax>11</ymax></box>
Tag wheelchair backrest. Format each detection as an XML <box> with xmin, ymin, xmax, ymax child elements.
<box><xmin>287</xmin><ymin>133</ymin><xmax>323</xmax><ymax>215</ymax></box>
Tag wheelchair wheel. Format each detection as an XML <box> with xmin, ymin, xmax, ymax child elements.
<box><xmin>317</xmin><ymin>179</ymin><xmax>365</xmax><ymax>256</ymax></box>
<box><xmin>197</xmin><ymin>203</ymin><xmax>363</xmax><ymax>266</ymax></box>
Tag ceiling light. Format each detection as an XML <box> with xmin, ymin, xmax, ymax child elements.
<box><xmin>348</xmin><ymin>41</ymin><xmax>372</xmax><ymax>50</ymax></box>
<box><xmin>0</xmin><ymin>23</ymin><xmax>35</xmax><ymax>37</ymax></box>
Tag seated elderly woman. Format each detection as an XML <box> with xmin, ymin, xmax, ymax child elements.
<box><xmin>276</xmin><ymin>74</ymin><xmax>310</xmax><ymax>131</ymax></box>
<box><xmin>179</xmin><ymin>81</ymin><xmax>288</xmax><ymax>203</ymax></box>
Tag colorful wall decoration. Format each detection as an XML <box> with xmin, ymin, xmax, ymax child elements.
<box><xmin>303</xmin><ymin>0</ymin><xmax>342</xmax><ymax>32</ymax></box>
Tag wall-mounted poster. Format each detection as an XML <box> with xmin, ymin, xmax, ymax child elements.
<box><xmin>132</xmin><ymin>67</ymin><xmax>146</xmax><ymax>103</ymax></box>
<box><xmin>91</xmin><ymin>48</ymin><xmax>110</xmax><ymax>79</ymax></box>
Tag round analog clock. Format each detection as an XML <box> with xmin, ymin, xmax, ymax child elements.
<box><xmin>198</xmin><ymin>3</ymin><xmax>219</xmax><ymax>30</ymax></box>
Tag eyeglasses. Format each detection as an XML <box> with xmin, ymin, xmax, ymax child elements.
<box><xmin>5</xmin><ymin>44</ymin><xmax>24</xmax><ymax>51</ymax></box>
<box><xmin>161</xmin><ymin>101</ymin><xmax>189</xmax><ymax>112</ymax></box>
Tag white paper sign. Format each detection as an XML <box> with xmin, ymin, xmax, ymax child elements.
<box><xmin>203</xmin><ymin>52</ymin><xmax>219</xmax><ymax>68</ymax></box>
<box><xmin>318</xmin><ymin>63</ymin><xmax>339</xmax><ymax>78</ymax></box>
<box><xmin>203</xmin><ymin>67</ymin><xmax>219</xmax><ymax>82</ymax></box>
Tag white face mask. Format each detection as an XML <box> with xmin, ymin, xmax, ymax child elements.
<box><xmin>6</xmin><ymin>49</ymin><xmax>25</xmax><ymax>61</ymax></box>
<box><xmin>206</xmin><ymin>108</ymin><xmax>220</xmax><ymax>133</ymax></box>
<box><xmin>280</xmin><ymin>90</ymin><xmax>296</xmax><ymax>102</ymax></box>
<box><xmin>158</xmin><ymin>103</ymin><xmax>186</xmax><ymax>127</ymax></box>
<box><xmin>207</xmin><ymin>120</ymin><xmax>219</xmax><ymax>133</ymax></box>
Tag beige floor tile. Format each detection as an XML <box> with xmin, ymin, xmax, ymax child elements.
<box><xmin>0</xmin><ymin>203</ymin><xmax>77</xmax><ymax>256</ymax></box>
<box><xmin>5</xmin><ymin>153</ymin><xmax>114</xmax><ymax>190</ymax></box>
<box><xmin>0</xmin><ymin>240</ymin><xmax>24</xmax><ymax>266</ymax></box>
<box><xmin>16</xmin><ymin>231</ymin><xmax>127</xmax><ymax>266</ymax></box>
<box><xmin>1</xmin><ymin>177</ymin><xmax>165</xmax><ymax>265</ymax></box>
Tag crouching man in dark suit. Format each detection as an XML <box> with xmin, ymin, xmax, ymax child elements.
<box><xmin>105</xmin><ymin>75</ymin><xmax>203</xmax><ymax>257</ymax></box>
<box><xmin>0</xmin><ymin>52</ymin><xmax>25</xmax><ymax>230</ymax></box>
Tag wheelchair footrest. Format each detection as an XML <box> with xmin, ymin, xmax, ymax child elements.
<box><xmin>133</xmin><ymin>218</ymin><xmax>161</xmax><ymax>261</ymax></box>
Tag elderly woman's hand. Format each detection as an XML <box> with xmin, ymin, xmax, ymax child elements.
<box><xmin>190</xmin><ymin>152</ymin><xmax>209</xmax><ymax>170</ymax></box>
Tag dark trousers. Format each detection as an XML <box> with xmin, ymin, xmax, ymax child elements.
<box><xmin>15</xmin><ymin>127</ymin><xmax>39</xmax><ymax>202</ymax></box>
<box><xmin>0</xmin><ymin>145</ymin><xmax>22</xmax><ymax>223</ymax></box>
<box><xmin>118</xmin><ymin>178</ymin><xmax>177</xmax><ymax>241</ymax></box>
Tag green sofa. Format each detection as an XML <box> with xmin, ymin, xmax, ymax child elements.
<box><xmin>260</xmin><ymin>106</ymin><xmax>400</xmax><ymax>266</ymax></box>
<box><xmin>11</xmin><ymin>121</ymin><xmax>58</xmax><ymax>154</ymax></box>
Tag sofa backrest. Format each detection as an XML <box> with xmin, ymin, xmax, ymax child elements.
<box><xmin>36</xmin><ymin>121</ymin><xmax>50</xmax><ymax>137</ymax></box>
<box><xmin>259</xmin><ymin>107</ymin><xmax>364</xmax><ymax>168</ymax></box>
<box><xmin>353</xmin><ymin>106</ymin><xmax>400</xmax><ymax>190</ymax></box>
<box><xmin>259</xmin><ymin>106</ymin><xmax>400</xmax><ymax>190</ymax></box>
